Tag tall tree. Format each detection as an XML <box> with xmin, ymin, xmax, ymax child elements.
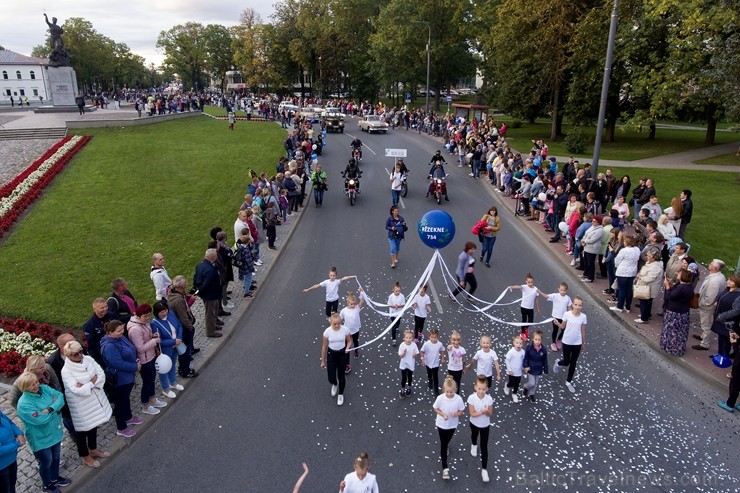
<box><xmin>156</xmin><ymin>22</ymin><xmax>208</xmax><ymax>91</ymax></box>
<box><xmin>203</xmin><ymin>24</ymin><xmax>235</xmax><ymax>91</ymax></box>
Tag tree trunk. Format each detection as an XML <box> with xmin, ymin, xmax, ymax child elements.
<box><xmin>705</xmin><ymin>111</ymin><xmax>717</xmax><ymax>146</ymax></box>
<box><xmin>550</xmin><ymin>80</ymin><xmax>561</xmax><ymax>142</ymax></box>
<box><xmin>605</xmin><ymin>117</ymin><xmax>616</xmax><ymax>143</ymax></box>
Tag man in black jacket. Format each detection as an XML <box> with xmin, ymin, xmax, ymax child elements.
<box><xmin>82</xmin><ymin>298</ymin><xmax>110</xmax><ymax>367</ymax></box>
<box><xmin>677</xmin><ymin>189</ymin><xmax>693</xmax><ymax>239</ymax></box>
<box><xmin>193</xmin><ymin>249</ymin><xmax>223</xmax><ymax>338</ymax></box>
<box><xmin>550</xmin><ymin>185</ymin><xmax>569</xmax><ymax>242</ymax></box>
<box><xmin>107</xmin><ymin>278</ymin><xmax>137</xmax><ymax>325</ymax></box>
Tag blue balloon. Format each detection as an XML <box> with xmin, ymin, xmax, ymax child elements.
<box><xmin>311</xmin><ymin>153</ymin><xmax>317</xmax><ymax>160</ymax></box>
<box><xmin>712</xmin><ymin>354</ymin><xmax>732</xmax><ymax>368</ymax></box>
<box><xmin>418</xmin><ymin>210</ymin><xmax>456</xmax><ymax>249</ymax></box>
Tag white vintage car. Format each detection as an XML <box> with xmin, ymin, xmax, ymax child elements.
<box><xmin>358</xmin><ymin>115</ymin><xmax>389</xmax><ymax>133</ymax></box>
<box><xmin>299</xmin><ymin>105</ymin><xmax>324</xmax><ymax>122</ymax></box>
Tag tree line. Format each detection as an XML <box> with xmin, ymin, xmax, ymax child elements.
<box><xmin>31</xmin><ymin>0</ymin><xmax>738</xmax><ymax>144</ymax></box>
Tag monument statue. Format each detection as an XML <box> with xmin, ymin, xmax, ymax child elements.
<box><xmin>44</xmin><ymin>13</ymin><xmax>71</xmax><ymax>67</ymax></box>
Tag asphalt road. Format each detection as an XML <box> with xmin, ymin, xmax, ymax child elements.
<box><xmin>75</xmin><ymin>120</ymin><xmax>740</xmax><ymax>493</ymax></box>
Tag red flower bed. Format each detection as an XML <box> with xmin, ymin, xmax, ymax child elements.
<box><xmin>0</xmin><ymin>316</ymin><xmax>69</xmax><ymax>344</ymax></box>
<box><xmin>0</xmin><ymin>350</ymin><xmax>27</xmax><ymax>378</ymax></box>
<box><xmin>0</xmin><ymin>135</ymin><xmax>91</xmax><ymax>238</ymax></box>
<box><xmin>0</xmin><ymin>136</ymin><xmax>73</xmax><ymax>198</ymax></box>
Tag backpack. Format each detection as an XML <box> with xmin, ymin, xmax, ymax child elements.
<box><xmin>232</xmin><ymin>246</ymin><xmax>245</xmax><ymax>269</ymax></box>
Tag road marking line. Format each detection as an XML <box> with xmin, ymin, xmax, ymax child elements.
<box><xmin>427</xmin><ymin>278</ymin><xmax>444</xmax><ymax>314</ymax></box>
<box><xmin>385</xmin><ymin>168</ymin><xmax>406</xmax><ymax>209</ymax></box>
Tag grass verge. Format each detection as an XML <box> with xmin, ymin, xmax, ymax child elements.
<box><xmin>692</xmin><ymin>153</ymin><xmax>740</xmax><ymax>166</ymax></box>
<box><xmin>0</xmin><ymin>116</ymin><xmax>285</xmax><ymax>327</ymax></box>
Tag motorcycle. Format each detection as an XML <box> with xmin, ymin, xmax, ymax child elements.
<box><xmin>351</xmin><ymin>146</ymin><xmax>362</xmax><ymax>163</ymax></box>
<box><xmin>428</xmin><ymin>174</ymin><xmax>449</xmax><ymax>205</ymax></box>
<box><xmin>341</xmin><ymin>171</ymin><xmax>361</xmax><ymax>206</ymax></box>
<box><xmin>400</xmin><ymin>170</ymin><xmax>409</xmax><ymax>197</ymax></box>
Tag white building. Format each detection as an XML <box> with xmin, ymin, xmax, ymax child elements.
<box><xmin>1</xmin><ymin>49</ymin><xmax>50</xmax><ymax>106</ymax></box>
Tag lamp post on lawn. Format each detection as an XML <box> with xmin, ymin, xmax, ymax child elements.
<box><xmin>413</xmin><ymin>21</ymin><xmax>431</xmax><ymax>115</ymax></box>
<box><xmin>592</xmin><ymin>0</ymin><xmax>619</xmax><ymax>177</ymax></box>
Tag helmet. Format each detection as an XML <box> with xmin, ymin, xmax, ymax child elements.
<box><xmin>349</xmin><ymin>158</ymin><xmax>356</xmax><ymax>165</ymax></box>
<box><xmin>435</xmin><ymin>150</ymin><xmax>441</xmax><ymax>155</ymax></box>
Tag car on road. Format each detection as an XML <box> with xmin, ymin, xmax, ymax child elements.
<box><xmin>358</xmin><ymin>115</ymin><xmax>389</xmax><ymax>134</ymax></box>
<box><xmin>321</xmin><ymin>111</ymin><xmax>345</xmax><ymax>133</ymax></box>
<box><xmin>299</xmin><ymin>105</ymin><xmax>324</xmax><ymax>122</ymax></box>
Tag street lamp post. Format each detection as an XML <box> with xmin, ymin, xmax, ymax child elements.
<box><xmin>592</xmin><ymin>0</ymin><xmax>620</xmax><ymax>177</ymax></box>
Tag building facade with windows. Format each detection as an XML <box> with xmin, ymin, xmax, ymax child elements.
<box><xmin>0</xmin><ymin>49</ymin><xmax>50</xmax><ymax>105</ymax></box>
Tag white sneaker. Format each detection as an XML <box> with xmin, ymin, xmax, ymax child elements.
<box><xmin>503</xmin><ymin>386</ymin><xmax>510</xmax><ymax>395</ymax></box>
<box><xmin>224</xmin><ymin>303</ymin><xmax>235</xmax><ymax>309</ymax></box>
<box><xmin>162</xmin><ymin>390</ymin><xmax>176</xmax><ymax>399</ymax></box>
<box><xmin>442</xmin><ymin>468</ymin><xmax>450</xmax><ymax>480</ymax></box>
<box><xmin>173</xmin><ymin>384</ymin><xmax>184</xmax><ymax>391</ymax></box>
<box><xmin>634</xmin><ymin>318</ymin><xmax>647</xmax><ymax>324</ymax></box>
<box><xmin>565</xmin><ymin>381</ymin><xmax>576</xmax><ymax>393</ymax></box>
<box><xmin>470</xmin><ymin>444</ymin><xmax>477</xmax><ymax>457</ymax></box>
<box><xmin>337</xmin><ymin>395</ymin><xmax>344</xmax><ymax>406</ymax></box>
<box><xmin>570</xmin><ymin>259</ymin><xmax>576</xmax><ymax>266</ymax></box>
<box><xmin>255</xmin><ymin>260</ymin><xmax>263</xmax><ymax>266</ymax></box>
<box><xmin>331</xmin><ymin>385</ymin><xmax>338</xmax><ymax>397</ymax></box>
<box><xmin>142</xmin><ymin>406</ymin><xmax>160</xmax><ymax>415</ymax></box>
<box><xmin>609</xmin><ymin>306</ymin><xmax>623</xmax><ymax>313</ymax></box>
<box><xmin>553</xmin><ymin>361</ymin><xmax>561</xmax><ymax>374</ymax></box>
<box><xmin>152</xmin><ymin>399</ymin><xmax>167</xmax><ymax>408</ymax></box>
<box><xmin>512</xmin><ymin>393</ymin><xmax>519</xmax><ymax>403</ymax></box>
<box><xmin>481</xmin><ymin>469</ymin><xmax>489</xmax><ymax>483</ymax></box>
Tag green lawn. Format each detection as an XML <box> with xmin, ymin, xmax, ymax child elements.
<box><xmin>605</xmin><ymin>166</ymin><xmax>739</xmax><ymax>274</ymax></box>
<box><xmin>692</xmin><ymin>153</ymin><xmax>740</xmax><ymax>166</ymax></box>
<box><xmin>499</xmin><ymin>122</ymin><xmax>739</xmax><ymax>161</ymax></box>
<box><xmin>0</xmin><ymin>117</ymin><xmax>285</xmax><ymax>327</ymax></box>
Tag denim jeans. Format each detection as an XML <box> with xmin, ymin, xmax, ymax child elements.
<box><xmin>481</xmin><ymin>236</ymin><xmax>497</xmax><ymax>264</ymax></box>
<box><xmin>388</xmin><ymin>237</ymin><xmax>401</xmax><ymax>255</ymax></box>
<box><xmin>241</xmin><ymin>271</ymin><xmax>254</xmax><ymax>296</ymax></box>
<box><xmin>33</xmin><ymin>442</ymin><xmax>60</xmax><ymax>488</ymax></box>
<box><xmin>0</xmin><ymin>461</ymin><xmax>18</xmax><ymax>493</ymax></box>
<box><xmin>313</xmin><ymin>188</ymin><xmax>325</xmax><ymax>205</ymax></box>
<box><xmin>616</xmin><ymin>276</ymin><xmax>635</xmax><ymax>310</ymax></box>
<box><xmin>158</xmin><ymin>346</ymin><xmax>178</xmax><ymax>390</ymax></box>
<box><xmin>391</xmin><ymin>189</ymin><xmax>400</xmax><ymax>206</ymax></box>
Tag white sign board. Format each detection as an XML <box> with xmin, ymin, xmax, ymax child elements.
<box><xmin>446</xmin><ymin>95</ymin><xmax>452</xmax><ymax>102</ymax></box>
<box><xmin>385</xmin><ymin>148</ymin><xmax>407</xmax><ymax>158</ymax></box>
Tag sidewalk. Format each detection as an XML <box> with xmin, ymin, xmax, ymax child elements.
<box><xmin>0</xmin><ymin>174</ymin><xmax>307</xmax><ymax>491</ymax></box>
<box><xmin>486</xmin><ymin>181</ymin><xmax>731</xmax><ymax>390</ymax></box>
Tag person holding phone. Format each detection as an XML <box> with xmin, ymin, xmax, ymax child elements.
<box><xmin>127</xmin><ymin>304</ymin><xmax>168</xmax><ymax>416</ymax></box>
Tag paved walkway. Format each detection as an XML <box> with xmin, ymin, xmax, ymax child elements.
<box><xmin>587</xmin><ymin>141</ymin><xmax>740</xmax><ymax>172</ymax></box>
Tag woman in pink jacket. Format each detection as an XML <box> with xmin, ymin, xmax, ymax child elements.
<box><xmin>127</xmin><ymin>304</ymin><xmax>168</xmax><ymax>416</ymax></box>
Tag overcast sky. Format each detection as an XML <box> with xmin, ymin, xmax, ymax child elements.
<box><xmin>0</xmin><ymin>0</ymin><xmax>276</xmax><ymax>66</ymax></box>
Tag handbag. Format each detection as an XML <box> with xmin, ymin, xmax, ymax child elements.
<box><xmin>711</xmin><ymin>320</ymin><xmax>732</xmax><ymax>337</ymax></box>
<box><xmin>689</xmin><ymin>292</ymin><xmax>699</xmax><ymax>309</ymax></box>
<box><xmin>633</xmin><ymin>282</ymin><xmax>651</xmax><ymax>300</ymax></box>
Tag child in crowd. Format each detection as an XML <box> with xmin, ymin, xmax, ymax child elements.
<box><xmin>398</xmin><ymin>330</ymin><xmax>419</xmax><ymax>398</ymax></box>
<box><xmin>411</xmin><ymin>284</ymin><xmax>432</xmax><ymax>342</ymax></box>
<box><xmin>339</xmin><ymin>452</ymin><xmax>379</xmax><ymax>493</ymax></box>
<box><xmin>235</xmin><ymin>235</ymin><xmax>256</xmax><ymax>299</ymax></box>
<box><xmin>467</xmin><ymin>375</ymin><xmax>494</xmax><ymax>483</ymax></box>
<box><xmin>446</xmin><ymin>331</ymin><xmax>467</xmax><ymax>393</ymax></box>
<box><xmin>228</xmin><ymin>110</ymin><xmax>235</xmax><ymax>130</ymax></box>
<box><xmin>503</xmin><ymin>166</ymin><xmax>513</xmax><ymax>196</ymax></box>
<box><xmin>465</xmin><ymin>335</ymin><xmax>501</xmax><ymax>389</ymax></box>
<box><xmin>278</xmin><ymin>189</ymin><xmax>290</xmax><ymax>224</ymax></box>
<box><xmin>509</xmin><ymin>273</ymin><xmax>540</xmax><ymax>341</ymax></box>
<box><xmin>553</xmin><ymin>296</ymin><xmax>587</xmax><ymax>393</ymax></box>
<box><xmin>504</xmin><ymin>336</ymin><xmax>525</xmax><ymax>402</ymax></box>
<box><xmin>433</xmin><ymin>377</ymin><xmax>465</xmax><ymax>480</ymax></box>
<box><xmin>421</xmin><ymin>328</ymin><xmax>446</xmax><ymax>395</ymax></box>
<box><xmin>522</xmin><ymin>330</ymin><xmax>548</xmax><ymax>403</ymax></box>
<box><xmin>303</xmin><ymin>267</ymin><xmax>357</xmax><ymax>320</ymax></box>
<box><xmin>339</xmin><ymin>291</ymin><xmax>365</xmax><ymax>372</ymax></box>
<box><xmin>538</xmin><ymin>282</ymin><xmax>573</xmax><ymax>351</ymax></box>
<box><xmin>387</xmin><ymin>282</ymin><xmax>405</xmax><ymax>346</ymax></box>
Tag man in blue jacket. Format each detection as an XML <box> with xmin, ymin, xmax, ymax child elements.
<box><xmin>193</xmin><ymin>249</ymin><xmax>223</xmax><ymax>338</ymax></box>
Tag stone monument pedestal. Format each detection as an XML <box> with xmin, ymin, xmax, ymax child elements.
<box><xmin>44</xmin><ymin>66</ymin><xmax>79</xmax><ymax>109</ymax></box>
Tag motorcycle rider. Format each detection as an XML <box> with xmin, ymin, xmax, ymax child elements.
<box><xmin>427</xmin><ymin>159</ymin><xmax>449</xmax><ymax>201</ymax></box>
<box><xmin>350</xmin><ymin>137</ymin><xmax>363</xmax><ymax>160</ymax></box>
<box><xmin>430</xmin><ymin>149</ymin><xmax>447</xmax><ymax>165</ymax></box>
<box><xmin>342</xmin><ymin>158</ymin><xmax>362</xmax><ymax>192</ymax></box>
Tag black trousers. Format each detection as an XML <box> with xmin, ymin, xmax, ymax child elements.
<box><xmin>401</xmin><ymin>368</ymin><xmax>413</xmax><ymax>387</ymax></box>
<box><xmin>448</xmin><ymin>369</ymin><xmax>463</xmax><ymax>394</ymax></box>
<box><xmin>414</xmin><ymin>316</ymin><xmax>426</xmax><ymax>338</ymax></box>
<box><xmin>521</xmin><ymin>307</ymin><xmax>534</xmax><ymax>333</ymax></box>
<box><xmin>73</xmin><ymin>427</ymin><xmax>98</xmax><ymax>457</ymax></box>
<box><xmin>452</xmin><ymin>273</ymin><xmax>477</xmax><ymax>297</ymax></box>
<box><xmin>507</xmin><ymin>375</ymin><xmax>521</xmax><ymax>393</ymax></box>
<box><xmin>178</xmin><ymin>328</ymin><xmax>194</xmax><ymax>376</ymax></box>
<box><xmin>727</xmin><ymin>351</ymin><xmax>740</xmax><ymax>408</ymax></box>
<box><xmin>470</xmin><ymin>424</ymin><xmax>490</xmax><ymax>469</ymax></box>
<box><xmin>325</xmin><ymin>299</ymin><xmax>339</xmax><ymax>317</ymax></box>
<box><xmin>326</xmin><ymin>348</ymin><xmax>348</xmax><ymax>394</ymax></box>
<box><xmin>437</xmin><ymin>427</ymin><xmax>456</xmax><ymax>469</ymax></box>
<box><xmin>558</xmin><ymin>343</ymin><xmax>582</xmax><ymax>382</ymax></box>
<box><xmin>551</xmin><ymin>319</ymin><xmax>564</xmax><ymax>344</ymax></box>
<box><xmin>427</xmin><ymin>366</ymin><xmax>440</xmax><ymax>395</ymax></box>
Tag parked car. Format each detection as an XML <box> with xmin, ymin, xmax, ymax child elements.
<box><xmin>322</xmin><ymin>111</ymin><xmax>345</xmax><ymax>133</ymax></box>
<box><xmin>358</xmin><ymin>115</ymin><xmax>389</xmax><ymax>134</ymax></box>
<box><xmin>299</xmin><ymin>105</ymin><xmax>324</xmax><ymax>122</ymax></box>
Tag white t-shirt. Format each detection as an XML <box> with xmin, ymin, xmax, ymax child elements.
<box><xmin>473</xmin><ymin>349</ymin><xmax>499</xmax><ymax>377</ymax></box>
<box><xmin>388</xmin><ymin>293</ymin><xmax>405</xmax><ymax>315</ymax></box>
<box><xmin>433</xmin><ymin>393</ymin><xmax>465</xmax><ymax>429</ymax></box>
<box><xmin>546</xmin><ymin>293</ymin><xmax>573</xmax><ymax>319</ymax></box>
<box><xmin>320</xmin><ymin>279</ymin><xmax>341</xmax><ymax>302</ymax></box>
<box><xmin>341</xmin><ymin>471</ymin><xmax>379</xmax><ymax>493</ymax></box>
<box><xmin>520</xmin><ymin>285</ymin><xmax>539</xmax><ymax>309</ymax></box>
<box><xmin>323</xmin><ymin>325</ymin><xmax>351</xmax><ymax>351</ymax></box>
<box><xmin>398</xmin><ymin>341</ymin><xmax>419</xmax><ymax>370</ymax></box>
<box><xmin>421</xmin><ymin>340</ymin><xmax>445</xmax><ymax>369</ymax></box>
<box><xmin>340</xmin><ymin>306</ymin><xmax>362</xmax><ymax>335</ymax></box>
<box><xmin>505</xmin><ymin>348</ymin><xmax>525</xmax><ymax>376</ymax></box>
<box><xmin>467</xmin><ymin>392</ymin><xmax>494</xmax><ymax>428</ymax></box>
<box><xmin>561</xmin><ymin>311</ymin><xmax>587</xmax><ymax>345</ymax></box>
<box><xmin>412</xmin><ymin>293</ymin><xmax>431</xmax><ymax>318</ymax></box>
<box><xmin>448</xmin><ymin>346</ymin><xmax>466</xmax><ymax>371</ymax></box>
